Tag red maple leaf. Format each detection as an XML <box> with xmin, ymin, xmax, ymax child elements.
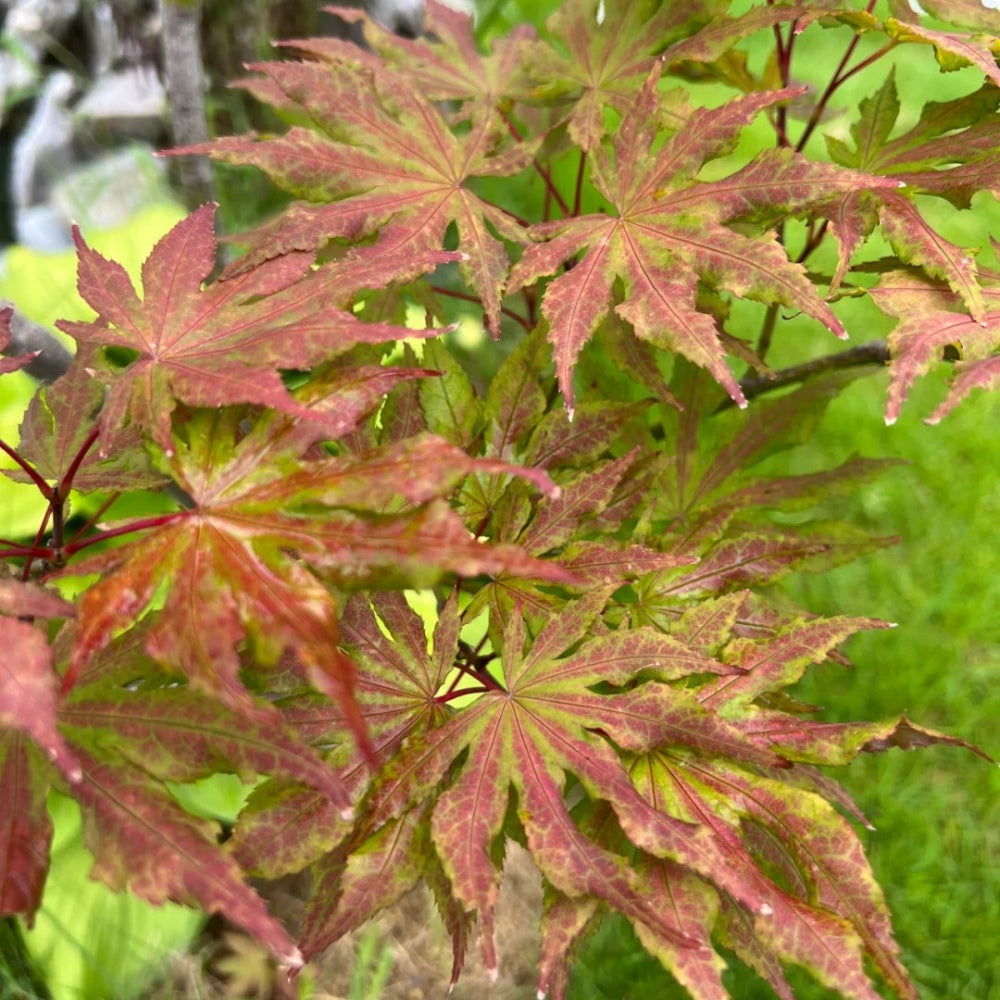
<box><xmin>57</xmin><ymin>205</ymin><xmax>453</xmax><ymax>455</ymax></box>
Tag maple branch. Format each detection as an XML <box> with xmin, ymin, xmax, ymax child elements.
<box><xmin>721</xmin><ymin>340</ymin><xmax>891</xmax><ymax>410</ymax></box>
<box><xmin>62</xmin><ymin>512</ymin><xmax>184</xmax><ymax>558</ymax></box>
<box><xmin>573</xmin><ymin>150</ymin><xmax>587</xmax><ymax>217</ymax></box>
<box><xmin>429</xmin><ymin>285</ymin><xmax>531</xmax><ymax>331</ymax></box>
<box><xmin>498</xmin><ymin>110</ymin><xmax>571</xmax><ymax>218</ymax></box>
<box><xmin>60</xmin><ymin>426</ymin><xmax>100</xmax><ymax>496</ymax></box>
<box><xmin>0</xmin><ymin>439</ymin><xmax>52</xmax><ymax>499</ymax></box>
<box><xmin>69</xmin><ymin>492</ymin><xmax>122</xmax><ymax>547</ymax></box>
<box><xmin>797</xmin><ymin>36</ymin><xmax>896</xmax><ymax>152</ymax></box>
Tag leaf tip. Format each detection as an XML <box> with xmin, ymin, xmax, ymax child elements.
<box><xmin>487</xmin><ymin>963</ymin><xmax>500</xmax><ymax>985</ymax></box>
<box><xmin>884</xmin><ymin>414</ymin><xmax>897</xmax><ymax>427</ymax></box>
<box><xmin>759</xmin><ymin>902</ymin><xmax>774</xmax><ymax>916</ymax></box>
<box><xmin>888</xmin><ymin>622</ymin><xmax>899</xmax><ymax>628</ymax></box>
<box><xmin>282</xmin><ymin>946</ymin><xmax>305</xmax><ymax>971</ymax></box>
<box><xmin>537</xmin><ymin>991</ymin><xmax>547</xmax><ymax>1000</ymax></box>
<box><xmin>866</xmin><ymin>822</ymin><xmax>877</xmax><ymax>831</ymax></box>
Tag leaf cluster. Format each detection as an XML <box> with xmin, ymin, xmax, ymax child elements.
<box><xmin>1</xmin><ymin>2</ymin><xmax>997</xmax><ymax>997</ymax></box>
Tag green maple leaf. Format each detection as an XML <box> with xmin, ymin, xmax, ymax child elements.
<box><xmin>508</xmin><ymin>68</ymin><xmax>897</xmax><ymax>412</ymax></box>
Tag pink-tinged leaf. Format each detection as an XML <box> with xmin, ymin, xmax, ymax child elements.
<box><xmin>72</xmin><ymin>745</ymin><xmax>303</xmax><ymax>969</ymax></box>
<box><xmin>280</xmin><ymin>432</ymin><xmax>558</xmax><ymax>510</ymax></box>
<box><xmin>557</xmin><ymin>541</ymin><xmax>695</xmax><ymax>585</ymax></box>
<box><xmin>744</xmin><ymin>711</ymin><xmax>993</xmax><ymax>766</ymax></box>
<box><xmin>926</xmin><ymin>354</ymin><xmax>1000</xmax><ymax>424</ymax></box>
<box><xmin>58</xmin><ymin>206</ymin><xmax>450</xmax><ymax>455</ymax></box>
<box><xmin>0</xmin><ymin>618</ymin><xmax>81</xmax><ymax>784</ymax></box>
<box><xmin>631</xmin><ymin>857</ymin><xmax>728</xmax><ymax>1000</ymax></box>
<box><xmin>191</xmin><ymin>58</ymin><xmax>532</xmax><ymax>333</ymax></box>
<box><xmin>0</xmin><ymin>580</ymin><xmax>75</xmax><ymax>620</ymax></box>
<box><xmin>0</xmin><ymin>306</ymin><xmax>36</xmax><ymax>375</ymax></box>
<box><xmin>430</xmin><ymin>708</ymin><xmax>510</xmax><ymax>975</ymax></box>
<box><xmin>717</xmin><ymin>895</ymin><xmax>795</xmax><ymax>1000</ymax></box>
<box><xmin>300</xmin><ymin>808</ymin><xmax>428</xmax><ymax>959</ymax></box>
<box><xmin>663</xmin><ymin>4</ymin><xmax>826</xmax><ymax>67</ymax></box>
<box><xmin>511</xmin><ymin>724</ymin><xmax>700</xmax><ymax>951</ymax></box>
<box><xmin>700</xmin><ymin>616</ymin><xmax>890</xmax><ymax>710</ymax></box>
<box><xmin>659</xmin><ymin>533</ymin><xmax>835</xmax><ymax>597</ymax></box>
<box><xmin>538</xmin><ymin>892</ymin><xmax>599</xmax><ymax>1000</ymax></box>
<box><xmin>859</xmin><ymin>715</ymin><xmax>995</xmax><ymax>760</ymax></box>
<box><xmin>0</xmin><ymin>731</ymin><xmax>52</xmax><ymax>921</ymax></box>
<box><xmin>700</xmin><ymin>764</ymin><xmax>917</xmax><ymax>999</ymax></box>
<box><xmin>230</xmin><ymin>780</ymin><xmax>348</xmax><ymax>879</ymax></box>
<box><xmin>879</xmin><ymin>192</ymin><xmax>985</xmax><ymax>322</ymax></box>
<box><xmin>60</xmin><ymin>686</ymin><xmax>351</xmax><ymax>809</ymax></box>
<box><xmin>521</xmin><ymin>451</ymin><xmax>637</xmax><ymax>554</ymax></box>
<box><xmin>522</xmin><ymin>627</ymin><xmax>736</xmax><ymax>689</ymax></box>
<box><xmin>14</xmin><ymin>358</ymin><xmax>166</xmax><ymax>493</ymax></box>
<box><xmin>885</xmin><ymin>310</ymin><xmax>996</xmax><ymax>424</ymax></box>
<box><xmin>560</xmin><ymin>684</ymin><xmax>786</xmax><ymax>769</ymax></box>
<box><xmin>886</xmin><ymin>18</ymin><xmax>1000</xmax><ymax>86</ymax></box>
<box><xmin>649</xmin><ymin>756</ymin><xmax>890</xmax><ymax>1000</ymax></box>
<box><xmin>509</xmin><ymin>79</ymin><xmax>858</xmax><ymax>412</ymax></box>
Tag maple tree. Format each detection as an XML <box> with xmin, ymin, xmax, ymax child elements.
<box><xmin>1</xmin><ymin>1</ymin><xmax>997</xmax><ymax>997</ymax></box>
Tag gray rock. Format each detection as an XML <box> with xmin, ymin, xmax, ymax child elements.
<box><xmin>76</xmin><ymin>65</ymin><xmax>166</xmax><ymax>142</ymax></box>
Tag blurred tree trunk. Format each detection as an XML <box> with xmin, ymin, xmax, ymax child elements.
<box><xmin>160</xmin><ymin>0</ymin><xmax>214</xmax><ymax>209</ymax></box>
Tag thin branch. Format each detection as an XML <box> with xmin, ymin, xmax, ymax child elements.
<box><xmin>498</xmin><ymin>109</ymin><xmax>571</xmax><ymax>218</ymax></box>
<box><xmin>429</xmin><ymin>285</ymin><xmax>531</xmax><ymax>331</ymax></box>
<box><xmin>63</xmin><ymin>511</ymin><xmax>184</xmax><ymax>557</ymax></box>
<box><xmin>720</xmin><ymin>339</ymin><xmax>891</xmax><ymax>411</ymax></box>
<box><xmin>0</xmin><ymin>439</ymin><xmax>52</xmax><ymax>499</ymax></box>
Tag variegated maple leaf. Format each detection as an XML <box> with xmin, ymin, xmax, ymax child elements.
<box><xmin>187</xmin><ymin>57</ymin><xmax>536</xmax><ymax>334</ymax></box>
<box><xmin>868</xmin><ymin>268</ymin><xmax>1000</xmax><ymax>423</ymax></box>
<box><xmin>508</xmin><ymin>67</ymin><xmax>898</xmax><ymax>412</ymax></box>
<box><xmin>300</xmin><ymin>588</ymin><xmax>780</xmax><ymax>976</ymax></box>
<box><xmin>826</xmin><ymin>68</ymin><xmax>996</xmax><ymax>308</ymax></box>
<box><xmin>63</xmin><ymin>406</ymin><xmax>567</xmax><ymax>739</ymax></box>
<box><xmin>57</xmin><ymin>205</ymin><xmax>454</xmax><ymax>456</ymax></box>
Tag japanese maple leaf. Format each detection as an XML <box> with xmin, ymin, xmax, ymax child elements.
<box><xmin>508</xmin><ymin>69</ymin><xmax>897</xmax><ymax>412</ymax></box>
<box><xmin>0</xmin><ymin>730</ymin><xmax>52</xmax><ymax>921</ymax></box>
<box><xmin>522</xmin><ymin>0</ymin><xmax>720</xmax><ymax>151</ymax></box>
<box><xmin>303</xmin><ymin>589</ymin><xmax>781</xmax><ymax>974</ymax></box>
<box><xmin>288</xmin><ymin>0</ymin><xmax>536</xmax><ymax>114</ymax></box>
<box><xmin>228</xmin><ymin>590</ymin><xmax>461</xmax><ymax>880</ymax></box>
<box><xmin>63</xmin><ymin>409</ymin><xmax>567</xmax><ymax>747</ymax></box>
<box><xmin>191</xmin><ymin>58</ymin><xmax>536</xmax><ymax>334</ymax></box>
<box><xmin>825</xmin><ymin>68</ymin><xmax>994</xmax><ymax>309</ymax></box>
<box><xmin>12</xmin><ymin>355</ymin><xmax>166</xmax><ymax>493</ymax></box>
<box><xmin>0</xmin><ymin>306</ymin><xmax>38</xmax><ymax>375</ymax></box>
<box><xmin>868</xmin><ymin>268</ymin><xmax>1000</xmax><ymax>423</ymax></box>
<box><xmin>632</xmin><ymin>752</ymin><xmax>914</xmax><ymax>1000</ymax></box>
<box><xmin>56</xmin><ymin>205</ymin><xmax>453</xmax><ymax>455</ymax></box>
<box><xmin>0</xmin><ymin>582</ymin><xmax>80</xmax><ymax>786</ymax></box>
